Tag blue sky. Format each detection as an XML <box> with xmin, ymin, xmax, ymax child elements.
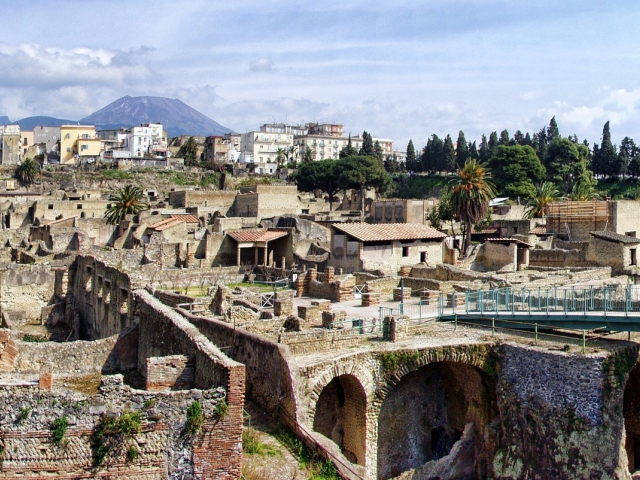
<box><xmin>0</xmin><ymin>0</ymin><xmax>639</xmax><ymax>150</ymax></box>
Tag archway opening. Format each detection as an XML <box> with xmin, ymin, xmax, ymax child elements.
<box><xmin>624</xmin><ymin>363</ymin><xmax>640</xmax><ymax>472</ymax></box>
<box><xmin>313</xmin><ymin>374</ymin><xmax>366</xmax><ymax>465</ymax></box>
<box><xmin>377</xmin><ymin>361</ymin><xmax>497</xmax><ymax>479</ymax></box>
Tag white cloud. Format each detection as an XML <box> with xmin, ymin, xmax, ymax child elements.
<box><xmin>249</xmin><ymin>58</ymin><xmax>276</xmax><ymax>73</ymax></box>
<box><xmin>0</xmin><ymin>43</ymin><xmax>155</xmax><ymax>89</ymax></box>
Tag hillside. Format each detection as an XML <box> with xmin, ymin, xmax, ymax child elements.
<box><xmin>13</xmin><ymin>116</ymin><xmax>78</xmax><ymax>130</ymax></box>
<box><xmin>79</xmin><ymin>96</ymin><xmax>233</xmax><ymax>137</ymax></box>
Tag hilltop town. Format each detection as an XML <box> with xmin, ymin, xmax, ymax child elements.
<box><xmin>1</xmin><ymin>109</ymin><xmax>640</xmax><ymax>480</ymax></box>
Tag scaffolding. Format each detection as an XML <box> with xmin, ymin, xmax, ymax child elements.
<box><xmin>545</xmin><ymin>200</ymin><xmax>612</xmax><ymax>238</ymax></box>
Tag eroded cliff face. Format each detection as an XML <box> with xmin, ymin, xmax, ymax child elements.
<box><xmin>492</xmin><ymin>344</ymin><xmax>633</xmax><ymax>480</ymax></box>
<box><xmin>388</xmin><ymin>344</ymin><xmax>639</xmax><ymax>480</ymax></box>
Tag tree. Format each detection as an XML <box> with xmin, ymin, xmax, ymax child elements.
<box><xmin>592</xmin><ymin>121</ymin><xmax>618</xmax><ymax>178</ymax></box>
<box><xmin>287</xmin><ymin>145</ymin><xmax>299</xmax><ymax>167</ymax></box>
<box><xmin>384</xmin><ymin>154</ymin><xmax>402</xmax><ymax>174</ymax></box>
<box><xmin>547</xmin><ymin>116</ymin><xmax>560</xmax><ymax>143</ymax></box>
<box><xmin>15</xmin><ymin>157</ymin><xmax>38</xmax><ymax>185</ymax></box>
<box><xmin>449</xmin><ymin>159</ymin><xmax>496</xmax><ymax>256</ymax></box>
<box><xmin>499</xmin><ymin>129</ymin><xmax>511</xmax><ymax>146</ymax></box>
<box><xmin>546</xmin><ymin>138</ymin><xmax>594</xmax><ymax>194</ymax></box>
<box><xmin>442</xmin><ymin>134</ymin><xmax>456</xmax><ymax>172</ymax></box>
<box><xmin>338</xmin><ymin>155</ymin><xmax>392</xmax><ymax>215</ymax></box>
<box><xmin>302</xmin><ymin>146</ymin><xmax>313</xmax><ymax>163</ymax></box>
<box><xmin>295</xmin><ymin>160</ymin><xmax>342</xmax><ymax>211</ymax></box>
<box><xmin>488</xmin><ymin>145</ymin><xmax>546</xmax><ymax>201</ymax></box>
<box><xmin>618</xmin><ymin>137</ymin><xmax>635</xmax><ymax>178</ymax></box>
<box><xmin>104</xmin><ymin>185</ymin><xmax>149</xmax><ymax>225</ymax></box>
<box><xmin>275</xmin><ymin>147</ymin><xmax>287</xmax><ymax>166</ymax></box>
<box><xmin>339</xmin><ymin>134</ymin><xmax>358</xmax><ymax>158</ymax></box>
<box><xmin>524</xmin><ymin>182</ymin><xmax>559</xmax><ymax>219</ymax></box>
<box><xmin>359</xmin><ymin>131</ymin><xmax>374</xmax><ymax>156</ymax></box>
<box><xmin>179</xmin><ymin>137</ymin><xmax>199</xmax><ymax>166</ymax></box>
<box><xmin>421</xmin><ymin>134</ymin><xmax>443</xmax><ymax>173</ymax></box>
<box><xmin>406</xmin><ymin>140</ymin><xmax>417</xmax><ymax>171</ymax></box>
<box><xmin>455</xmin><ymin>131</ymin><xmax>469</xmax><ymax>168</ymax></box>
<box><xmin>478</xmin><ymin>135</ymin><xmax>491</xmax><ymax>163</ymax></box>
<box><xmin>373</xmin><ymin>140</ymin><xmax>384</xmax><ymax>162</ymax></box>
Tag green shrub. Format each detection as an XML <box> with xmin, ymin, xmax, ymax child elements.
<box><xmin>52</xmin><ymin>417</ymin><xmax>68</xmax><ymax>445</ymax></box>
<box><xmin>91</xmin><ymin>411</ymin><xmax>142</xmax><ymax>466</ymax></box>
<box><xmin>126</xmin><ymin>446</ymin><xmax>139</xmax><ymax>463</ymax></box>
<box><xmin>143</xmin><ymin>398</ymin><xmax>156</xmax><ymax>410</ymax></box>
<box><xmin>214</xmin><ymin>401</ymin><xmax>228</xmax><ymax>418</ymax></box>
<box><xmin>18</xmin><ymin>407</ymin><xmax>31</xmax><ymax>424</ymax></box>
<box><xmin>242</xmin><ymin>428</ymin><xmax>278</xmax><ymax>456</ymax></box>
<box><xmin>185</xmin><ymin>401</ymin><xmax>205</xmax><ymax>435</ymax></box>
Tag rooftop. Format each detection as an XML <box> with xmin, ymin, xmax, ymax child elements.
<box><xmin>332</xmin><ymin>223</ymin><xmax>446</xmax><ymax>242</ymax></box>
<box><xmin>227</xmin><ymin>229</ymin><xmax>289</xmax><ymax>243</ymax></box>
<box><xmin>590</xmin><ymin>231</ymin><xmax>640</xmax><ymax>244</ymax></box>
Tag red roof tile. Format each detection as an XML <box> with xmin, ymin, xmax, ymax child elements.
<box><xmin>227</xmin><ymin>229</ymin><xmax>289</xmax><ymax>243</ymax></box>
<box><xmin>529</xmin><ymin>226</ymin><xmax>547</xmax><ymax>235</ymax></box>
<box><xmin>332</xmin><ymin>223</ymin><xmax>446</xmax><ymax>242</ymax></box>
<box><xmin>148</xmin><ymin>217</ymin><xmax>185</xmax><ymax>231</ymax></box>
<box><xmin>170</xmin><ymin>214</ymin><xmax>200</xmax><ymax>224</ymax></box>
<box><xmin>486</xmin><ymin>237</ymin><xmax>533</xmax><ymax>247</ymax></box>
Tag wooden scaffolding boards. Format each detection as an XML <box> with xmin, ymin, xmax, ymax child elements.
<box><xmin>545</xmin><ymin>200</ymin><xmax>612</xmax><ymax>236</ymax></box>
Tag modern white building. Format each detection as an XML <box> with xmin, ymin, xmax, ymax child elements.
<box><xmin>238</xmin><ymin>131</ymin><xmax>293</xmax><ymax>164</ymax></box>
<box><xmin>97</xmin><ymin>123</ymin><xmax>167</xmax><ymax>159</ymax></box>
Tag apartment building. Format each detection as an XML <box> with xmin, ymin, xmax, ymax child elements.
<box><xmin>60</xmin><ymin>125</ymin><xmax>101</xmax><ymax>164</ymax></box>
<box><xmin>97</xmin><ymin>123</ymin><xmax>167</xmax><ymax>159</ymax></box>
<box><xmin>239</xmin><ymin>131</ymin><xmax>293</xmax><ymax>164</ymax></box>
<box><xmin>260</xmin><ymin>123</ymin><xmax>307</xmax><ymax>136</ymax></box>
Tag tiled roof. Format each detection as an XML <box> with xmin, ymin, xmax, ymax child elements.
<box><xmin>529</xmin><ymin>226</ymin><xmax>547</xmax><ymax>235</ymax></box>
<box><xmin>591</xmin><ymin>231</ymin><xmax>640</xmax><ymax>244</ymax></box>
<box><xmin>227</xmin><ymin>229</ymin><xmax>289</xmax><ymax>243</ymax></box>
<box><xmin>332</xmin><ymin>223</ymin><xmax>446</xmax><ymax>242</ymax></box>
<box><xmin>473</xmin><ymin>228</ymin><xmax>499</xmax><ymax>235</ymax></box>
<box><xmin>486</xmin><ymin>237</ymin><xmax>533</xmax><ymax>247</ymax></box>
<box><xmin>170</xmin><ymin>214</ymin><xmax>200</xmax><ymax>224</ymax></box>
<box><xmin>148</xmin><ymin>217</ymin><xmax>185</xmax><ymax>231</ymax></box>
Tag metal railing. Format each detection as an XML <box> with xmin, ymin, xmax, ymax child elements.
<box><xmin>463</xmin><ymin>285</ymin><xmax>640</xmax><ymax>316</ymax></box>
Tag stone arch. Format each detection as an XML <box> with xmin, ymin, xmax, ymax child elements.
<box><xmin>374</xmin><ymin>346</ymin><xmax>498</xmax><ymax>480</ymax></box>
<box><xmin>312</xmin><ymin>373</ymin><xmax>367</xmax><ymax>466</ymax></box>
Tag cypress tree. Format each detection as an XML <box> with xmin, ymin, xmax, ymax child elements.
<box><xmin>359</xmin><ymin>131</ymin><xmax>374</xmax><ymax>156</ymax></box>
<box><xmin>406</xmin><ymin>139</ymin><xmax>416</xmax><ymax>171</ymax></box>
<box><xmin>547</xmin><ymin>116</ymin><xmax>560</xmax><ymax>142</ymax></box>
<box><xmin>443</xmin><ymin>135</ymin><xmax>456</xmax><ymax>172</ymax></box>
<box><xmin>455</xmin><ymin>131</ymin><xmax>469</xmax><ymax>167</ymax></box>
<box><xmin>373</xmin><ymin>140</ymin><xmax>384</xmax><ymax>162</ymax></box>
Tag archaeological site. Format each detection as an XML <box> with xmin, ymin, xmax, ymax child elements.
<box><xmin>3</xmin><ymin>165</ymin><xmax>640</xmax><ymax>480</ymax></box>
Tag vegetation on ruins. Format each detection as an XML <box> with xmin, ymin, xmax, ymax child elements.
<box><xmin>274</xmin><ymin>426</ymin><xmax>339</xmax><ymax>480</ymax></box>
<box><xmin>126</xmin><ymin>446</ymin><xmax>140</xmax><ymax>463</ymax></box>
<box><xmin>91</xmin><ymin>411</ymin><xmax>142</xmax><ymax>466</ymax></box>
<box><xmin>178</xmin><ymin>136</ymin><xmax>199</xmax><ymax>166</ymax></box>
<box><xmin>18</xmin><ymin>407</ymin><xmax>31</xmax><ymax>424</ymax></box>
<box><xmin>185</xmin><ymin>400</ymin><xmax>206</xmax><ymax>434</ymax></box>
<box><xmin>449</xmin><ymin>159</ymin><xmax>496</xmax><ymax>255</ymax></box>
<box><xmin>242</xmin><ymin>428</ymin><xmax>279</xmax><ymax>456</ymax></box>
<box><xmin>379</xmin><ymin>350</ymin><xmax>421</xmax><ymax>372</ymax></box>
<box><xmin>51</xmin><ymin>416</ymin><xmax>69</xmax><ymax>445</ymax></box>
<box><xmin>103</xmin><ymin>184</ymin><xmax>149</xmax><ymax>225</ymax></box>
<box><xmin>214</xmin><ymin>399</ymin><xmax>229</xmax><ymax>418</ymax></box>
<box><xmin>15</xmin><ymin>157</ymin><xmax>38</xmax><ymax>185</ymax></box>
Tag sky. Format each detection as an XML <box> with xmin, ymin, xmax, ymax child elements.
<box><xmin>0</xmin><ymin>0</ymin><xmax>639</xmax><ymax>150</ymax></box>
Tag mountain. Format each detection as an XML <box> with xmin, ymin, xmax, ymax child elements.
<box><xmin>79</xmin><ymin>96</ymin><xmax>233</xmax><ymax>138</ymax></box>
<box><xmin>13</xmin><ymin>116</ymin><xmax>78</xmax><ymax>130</ymax></box>
<box><xmin>0</xmin><ymin>116</ymin><xmax>10</xmax><ymax>125</ymax></box>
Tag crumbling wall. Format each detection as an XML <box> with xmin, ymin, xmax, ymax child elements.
<box><xmin>1</xmin><ymin>263</ymin><xmax>55</xmax><ymax>323</ymax></box>
<box><xmin>0</xmin><ymin>375</ymin><xmax>236</xmax><ymax>479</ymax></box>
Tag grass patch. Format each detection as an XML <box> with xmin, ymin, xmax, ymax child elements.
<box><xmin>379</xmin><ymin>350</ymin><xmax>421</xmax><ymax>372</ymax></box>
<box><xmin>22</xmin><ymin>334</ymin><xmax>48</xmax><ymax>343</ymax></box>
<box><xmin>595</xmin><ymin>178</ymin><xmax>640</xmax><ymax>200</ymax></box>
<box><xmin>242</xmin><ymin>428</ymin><xmax>279</xmax><ymax>456</ymax></box>
<box><xmin>185</xmin><ymin>401</ymin><xmax>205</xmax><ymax>435</ymax></box>
<box><xmin>143</xmin><ymin>398</ymin><xmax>156</xmax><ymax>410</ymax></box>
<box><xmin>226</xmin><ymin>282</ymin><xmax>288</xmax><ymax>293</ymax></box>
<box><xmin>274</xmin><ymin>426</ymin><xmax>339</xmax><ymax>479</ymax></box>
<box><xmin>52</xmin><ymin>416</ymin><xmax>68</xmax><ymax>445</ymax></box>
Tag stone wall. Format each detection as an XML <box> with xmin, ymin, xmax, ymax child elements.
<box><xmin>0</xmin><ymin>375</ymin><xmax>238</xmax><ymax>479</ymax></box>
<box><xmin>169</xmin><ymin>190</ymin><xmax>237</xmax><ymax>213</ymax></box>
<box><xmin>1</xmin><ymin>263</ymin><xmax>56</xmax><ymax>323</ymax></box>
<box><xmin>475</xmin><ymin>241</ymin><xmax>516</xmax><ymax>271</ymax></box>
<box><xmin>363</xmin><ymin>276</ymin><xmax>399</xmax><ymax>298</ymax></box>
<box><xmin>529</xmin><ymin>245</ymin><xmax>589</xmax><ymax>268</ymax></box>
<box><xmin>177</xmin><ymin>310</ymin><xmax>298</xmax><ymax>421</ymax></box>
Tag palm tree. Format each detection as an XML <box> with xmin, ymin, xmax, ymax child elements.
<box><xmin>302</xmin><ymin>146</ymin><xmax>313</xmax><ymax>163</ymax></box>
<box><xmin>524</xmin><ymin>182</ymin><xmax>559</xmax><ymax>219</ymax></box>
<box><xmin>15</xmin><ymin>157</ymin><xmax>38</xmax><ymax>185</ymax></box>
<box><xmin>104</xmin><ymin>185</ymin><xmax>149</xmax><ymax>225</ymax></box>
<box><xmin>287</xmin><ymin>145</ymin><xmax>299</xmax><ymax>166</ymax></box>
<box><xmin>449</xmin><ymin>159</ymin><xmax>496</xmax><ymax>256</ymax></box>
<box><xmin>275</xmin><ymin>147</ymin><xmax>287</xmax><ymax>166</ymax></box>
